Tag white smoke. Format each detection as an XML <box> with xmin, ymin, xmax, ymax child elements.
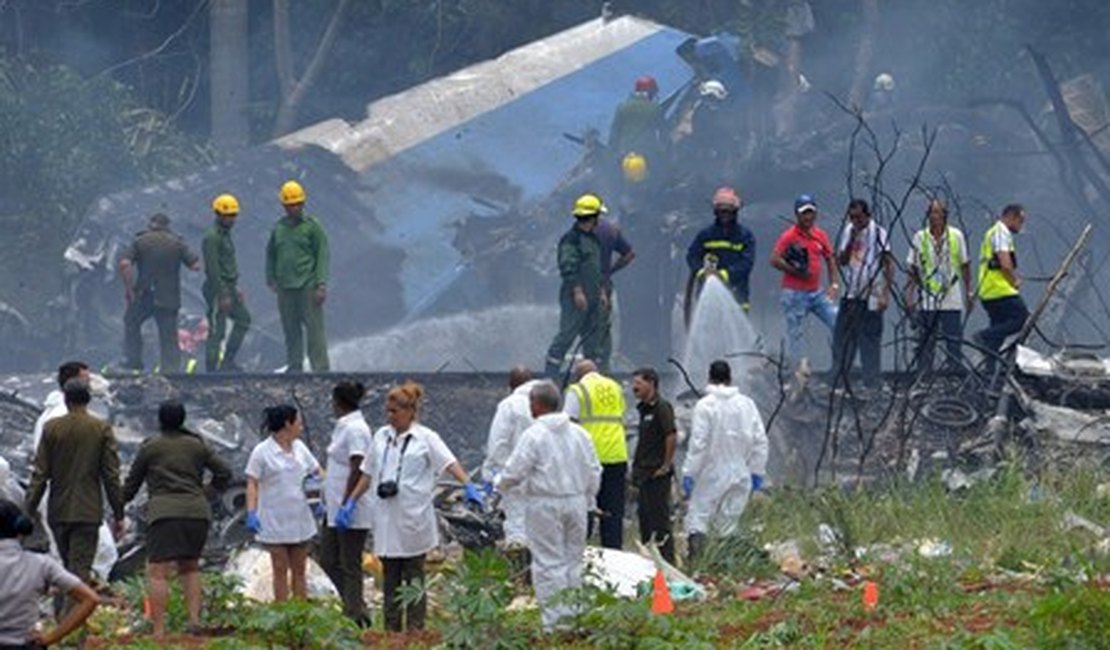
<box><xmin>330</xmin><ymin>304</ymin><xmax>559</xmax><ymax>372</ymax></box>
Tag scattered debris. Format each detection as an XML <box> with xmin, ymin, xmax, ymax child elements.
<box><xmin>1061</xmin><ymin>510</ymin><xmax>1108</xmax><ymax>537</ymax></box>
<box><xmin>226</xmin><ymin>547</ymin><xmax>338</xmax><ymax>602</ymax></box>
<box><xmin>916</xmin><ymin>539</ymin><xmax>953</xmax><ymax>558</ymax></box>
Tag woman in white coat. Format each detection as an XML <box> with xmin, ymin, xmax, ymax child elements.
<box><xmin>681</xmin><ymin>360</ymin><xmax>769</xmax><ymax>561</ymax></box>
<box><xmin>340</xmin><ymin>381</ymin><xmax>484</xmax><ymax>632</ymax></box>
<box><xmin>244</xmin><ymin>404</ymin><xmax>322</xmax><ymax>601</ymax></box>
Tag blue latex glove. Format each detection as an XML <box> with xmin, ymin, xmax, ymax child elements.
<box><xmin>463</xmin><ymin>483</ymin><xmax>486</xmax><ymax>508</ymax></box>
<box><xmin>682</xmin><ymin>475</ymin><xmax>695</xmax><ymax>500</ymax></box>
<box><xmin>335</xmin><ymin>499</ymin><xmax>356</xmax><ymax>530</ymax></box>
<box><xmin>751</xmin><ymin>474</ymin><xmax>764</xmax><ymax>492</ymax></box>
<box><xmin>481</xmin><ymin>480</ymin><xmax>495</xmax><ymax>498</ymax></box>
<box><xmin>245</xmin><ymin>510</ymin><xmax>262</xmax><ymax>534</ymax></box>
<box><xmin>312</xmin><ymin>501</ymin><xmax>326</xmax><ymax>520</ymax></box>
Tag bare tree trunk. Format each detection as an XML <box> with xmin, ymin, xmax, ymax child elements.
<box><xmin>209</xmin><ymin>0</ymin><xmax>250</xmax><ymax>149</ymax></box>
<box><xmin>271</xmin><ymin>0</ymin><xmax>352</xmax><ymax>138</ymax></box>
<box><xmin>847</xmin><ymin>0</ymin><xmax>879</xmax><ymax>110</ymax></box>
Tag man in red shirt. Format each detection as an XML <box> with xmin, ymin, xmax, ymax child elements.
<box><xmin>769</xmin><ymin>195</ymin><xmax>840</xmax><ymax>364</ymax></box>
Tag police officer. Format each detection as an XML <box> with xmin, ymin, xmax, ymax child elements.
<box><xmin>203</xmin><ymin>194</ymin><xmax>251</xmax><ymax>372</ymax></box>
<box><xmin>266</xmin><ymin>181</ymin><xmax>330</xmax><ymax>372</ymax></box>
<box><xmin>118</xmin><ymin>213</ymin><xmax>200</xmax><ymax>372</ymax></box>
<box><xmin>545</xmin><ymin>194</ymin><xmax>607</xmax><ymax>376</ymax></box>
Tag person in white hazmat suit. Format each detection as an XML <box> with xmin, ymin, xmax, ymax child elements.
<box><xmin>482</xmin><ymin>366</ymin><xmax>541</xmax><ymax>546</ymax></box>
<box><xmin>497</xmin><ymin>381</ymin><xmax>601</xmax><ymax>632</ymax></box>
<box><xmin>32</xmin><ymin>361</ymin><xmax>118</xmax><ymax>582</ymax></box>
<box><xmin>681</xmin><ymin>359</ymin><xmax>769</xmax><ymax>562</ymax></box>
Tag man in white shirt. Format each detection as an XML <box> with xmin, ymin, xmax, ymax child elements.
<box><xmin>482</xmin><ymin>366</ymin><xmax>540</xmax><ymax>547</ymax></box>
<box><xmin>31</xmin><ymin>361</ymin><xmax>118</xmax><ymax>583</ymax></box>
<box><xmin>905</xmin><ymin>200</ymin><xmax>971</xmax><ymax>373</ymax></box>
<box><xmin>832</xmin><ymin>199</ymin><xmax>893</xmax><ymax>388</ymax></box>
<box><xmin>499</xmin><ymin>381</ymin><xmax>601</xmax><ymax>632</ymax></box>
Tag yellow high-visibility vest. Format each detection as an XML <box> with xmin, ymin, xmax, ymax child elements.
<box><xmin>978</xmin><ymin>221</ymin><xmax>1019</xmax><ymax>301</ymax></box>
<box><xmin>568</xmin><ymin>373</ymin><xmax>627</xmax><ymax>464</ymax></box>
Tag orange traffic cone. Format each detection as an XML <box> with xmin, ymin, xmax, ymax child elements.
<box><xmin>651</xmin><ymin>568</ymin><xmax>674</xmax><ymax>615</ymax></box>
<box><xmin>862</xmin><ymin>580</ymin><xmax>879</xmax><ymax>611</ymax></box>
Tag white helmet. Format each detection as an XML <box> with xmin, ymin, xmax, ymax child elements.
<box><xmin>699</xmin><ymin>79</ymin><xmax>728</xmax><ymax>101</ymax></box>
<box><xmin>874</xmin><ymin>73</ymin><xmax>895</xmax><ymax>92</ymax></box>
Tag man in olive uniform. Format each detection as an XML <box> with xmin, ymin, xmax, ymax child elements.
<box><xmin>119</xmin><ymin>213</ymin><xmax>200</xmax><ymax>372</ymax></box>
<box><xmin>545</xmin><ymin>194</ymin><xmax>607</xmax><ymax>377</ymax></box>
<box><xmin>266</xmin><ymin>180</ymin><xmax>330</xmax><ymax>372</ymax></box>
<box><xmin>203</xmin><ymin>194</ymin><xmax>251</xmax><ymax>372</ymax></box>
<box><xmin>26</xmin><ymin>379</ymin><xmax>124</xmax><ymax>610</ymax></box>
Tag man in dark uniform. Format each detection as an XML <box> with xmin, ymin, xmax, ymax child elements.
<box><xmin>203</xmin><ymin>194</ymin><xmax>251</xmax><ymax>372</ymax></box>
<box><xmin>545</xmin><ymin>194</ymin><xmax>607</xmax><ymax>377</ymax></box>
<box><xmin>686</xmin><ymin>187</ymin><xmax>756</xmax><ymax>314</ymax></box>
<box><xmin>26</xmin><ymin>379</ymin><xmax>123</xmax><ymax>613</ymax></box>
<box><xmin>118</xmin><ymin>213</ymin><xmax>200</xmax><ymax>372</ymax></box>
<box><xmin>631</xmin><ymin>366</ymin><xmax>676</xmax><ymax>563</ymax></box>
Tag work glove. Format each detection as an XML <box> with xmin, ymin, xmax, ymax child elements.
<box><xmin>751</xmin><ymin>474</ymin><xmax>765</xmax><ymax>492</ymax></box>
<box><xmin>335</xmin><ymin>499</ymin><xmax>357</xmax><ymax>530</ymax></box>
<box><xmin>481</xmin><ymin>480</ymin><xmax>496</xmax><ymax>498</ymax></box>
<box><xmin>682</xmin><ymin>475</ymin><xmax>695</xmax><ymax>500</ymax></box>
<box><xmin>245</xmin><ymin>510</ymin><xmax>262</xmax><ymax>534</ymax></box>
<box><xmin>311</xmin><ymin>501</ymin><xmax>326</xmax><ymax>520</ymax></box>
<box><xmin>463</xmin><ymin>483</ymin><xmax>486</xmax><ymax>508</ymax></box>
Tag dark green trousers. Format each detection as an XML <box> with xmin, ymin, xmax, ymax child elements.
<box><xmin>545</xmin><ymin>289</ymin><xmax>607</xmax><ymax>374</ymax></box>
<box><xmin>51</xmin><ymin>522</ymin><xmax>99</xmax><ymax>616</ymax></box>
<box><xmin>276</xmin><ymin>286</ymin><xmax>329</xmax><ymax>371</ymax></box>
<box><xmin>204</xmin><ymin>290</ymin><xmax>251</xmax><ymax>371</ymax></box>
<box><xmin>123</xmin><ymin>292</ymin><xmax>178</xmax><ymax>372</ymax></box>
<box><xmin>318</xmin><ymin>525</ymin><xmax>370</xmax><ymax>623</ymax></box>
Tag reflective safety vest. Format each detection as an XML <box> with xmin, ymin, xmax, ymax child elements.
<box><xmin>568</xmin><ymin>373</ymin><xmax>628</xmax><ymax>464</ymax></box>
<box><xmin>916</xmin><ymin>227</ymin><xmax>961</xmax><ymax>297</ymax></box>
<box><xmin>978</xmin><ymin>221</ymin><xmax>1019</xmax><ymax>301</ymax></box>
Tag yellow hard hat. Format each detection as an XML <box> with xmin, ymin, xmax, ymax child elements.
<box><xmin>621</xmin><ymin>152</ymin><xmax>648</xmax><ymax>183</ymax></box>
<box><xmin>212</xmin><ymin>193</ymin><xmax>240</xmax><ymax>216</ymax></box>
<box><xmin>572</xmin><ymin>193</ymin><xmax>607</xmax><ymax>218</ymax></box>
<box><xmin>279</xmin><ymin>180</ymin><xmax>306</xmax><ymax>205</ymax></box>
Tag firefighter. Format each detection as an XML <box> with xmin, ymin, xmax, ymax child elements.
<box><xmin>545</xmin><ymin>194</ymin><xmax>607</xmax><ymax>377</ymax></box>
<box><xmin>203</xmin><ymin>194</ymin><xmax>251</xmax><ymax>372</ymax></box>
<box><xmin>685</xmin><ymin>187</ymin><xmax>756</xmax><ymax>314</ymax></box>
<box><xmin>118</xmin><ymin>213</ymin><xmax>200</xmax><ymax>373</ymax></box>
<box><xmin>266</xmin><ymin>181</ymin><xmax>330</xmax><ymax>372</ymax></box>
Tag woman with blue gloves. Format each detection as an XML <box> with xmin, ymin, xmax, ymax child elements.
<box><xmin>319</xmin><ymin>380</ymin><xmax>374</xmax><ymax>626</ymax></box>
<box><xmin>337</xmin><ymin>381</ymin><xmax>484</xmax><ymax>632</ymax></box>
<box><xmin>245</xmin><ymin>404</ymin><xmax>322</xmax><ymax>601</ymax></box>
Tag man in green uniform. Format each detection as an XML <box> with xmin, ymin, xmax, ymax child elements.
<box><xmin>203</xmin><ymin>194</ymin><xmax>251</xmax><ymax>372</ymax></box>
<box><xmin>609</xmin><ymin>76</ymin><xmax>665</xmax><ymax>163</ymax></box>
<box><xmin>545</xmin><ymin>194</ymin><xmax>607</xmax><ymax>377</ymax></box>
<box><xmin>266</xmin><ymin>180</ymin><xmax>330</xmax><ymax>372</ymax></box>
<box><xmin>119</xmin><ymin>213</ymin><xmax>200</xmax><ymax>373</ymax></box>
<box><xmin>25</xmin><ymin>379</ymin><xmax>123</xmax><ymax>611</ymax></box>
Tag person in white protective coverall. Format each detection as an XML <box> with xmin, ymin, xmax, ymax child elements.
<box><xmin>481</xmin><ymin>366</ymin><xmax>541</xmax><ymax>547</ymax></box>
<box><xmin>32</xmin><ymin>361</ymin><xmax>118</xmax><ymax>582</ymax></box>
<box><xmin>498</xmin><ymin>381</ymin><xmax>601</xmax><ymax>633</ymax></box>
<box><xmin>681</xmin><ymin>359</ymin><xmax>769</xmax><ymax>562</ymax></box>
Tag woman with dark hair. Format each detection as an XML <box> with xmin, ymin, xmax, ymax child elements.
<box><xmin>319</xmin><ymin>380</ymin><xmax>373</xmax><ymax>625</ymax></box>
<box><xmin>122</xmin><ymin>400</ymin><xmax>232</xmax><ymax>637</ymax></box>
<box><xmin>245</xmin><ymin>404</ymin><xmax>322</xmax><ymax>601</ymax></box>
<box><xmin>0</xmin><ymin>499</ymin><xmax>100</xmax><ymax>647</ymax></box>
<box><xmin>341</xmin><ymin>381</ymin><xmax>483</xmax><ymax>632</ymax></box>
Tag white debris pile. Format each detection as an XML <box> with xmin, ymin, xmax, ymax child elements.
<box><xmin>226</xmin><ymin>547</ymin><xmax>338</xmax><ymax>602</ymax></box>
